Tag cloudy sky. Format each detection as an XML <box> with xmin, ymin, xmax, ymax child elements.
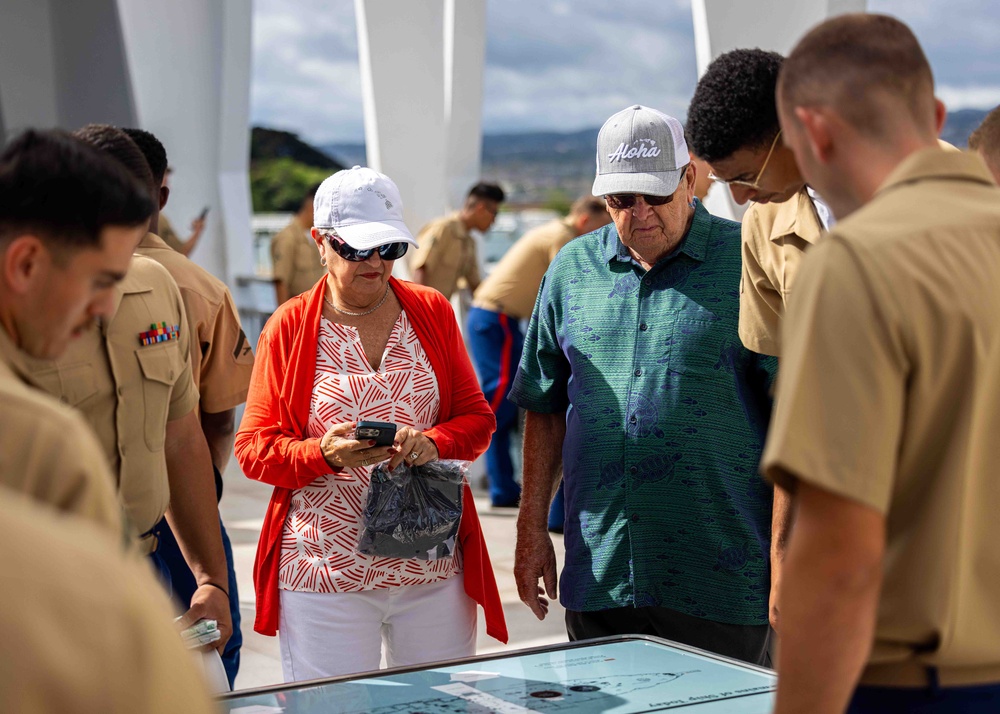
<box><xmin>251</xmin><ymin>0</ymin><xmax>1000</xmax><ymax>145</ymax></box>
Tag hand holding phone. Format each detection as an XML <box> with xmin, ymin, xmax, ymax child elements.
<box><xmin>356</xmin><ymin>420</ymin><xmax>397</xmax><ymax>447</ymax></box>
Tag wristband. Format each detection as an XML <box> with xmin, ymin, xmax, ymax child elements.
<box><xmin>201</xmin><ymin>581</ymin><xmax>229</xmax><ymax>598</ymax></box>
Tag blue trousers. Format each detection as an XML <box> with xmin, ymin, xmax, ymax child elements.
<box><xmin>467</xmin><ymin>306</ymin><xmax>524</xmax><ymax>506</ymax></box>
<box><xmin>548</xmin><ymin>480</ymin><xmax>565</xmax><ymax>531</ymax></box>
<box><xmin>850</xmin><ymin>680</ymin><xmax>1000</xmax><ymax>713</ymax></box>
<box><xmin>149</xmin><ymin>516</ymin><xmax>242</xmax><ymax>689</ymax></box>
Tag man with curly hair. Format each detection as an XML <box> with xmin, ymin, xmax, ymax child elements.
<box><xmin>687</xmin><ymin>50</ymin><xmax>833</xmax><ymax>641</ymax></box>
<box><xmin>687</xmin><ymin>48</ymin><xmax>833</xmax><ymax>360</ymax></box>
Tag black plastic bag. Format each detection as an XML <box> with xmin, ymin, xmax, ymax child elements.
<box><xmin>356</xmin><ymin>460</ymin><xmax>469</xmax><ymax>560</ymax></box>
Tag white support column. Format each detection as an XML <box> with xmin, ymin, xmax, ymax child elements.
<box><xmin>356</xmin><ymin>0</ymin><xmax>449</xmax><ymax>245</ymax></box>
<box><xmin>217</xmin><ymin>0</ymin><xmax>256</xmax><ymax>288</ymax></box>
<box><xmin>444</xmin><ymin>0</ymin><xmax>487</xmax><ymax>210</ymax></box>
<box><xmin>116</xmin><ymin>0</ymin><xmax>253</xmax><ymax>284</ymax></box>
<box><xmin>692</xmin><ymin>0</ymin><xmax>867</xmax><ymax>66</ymax></box>
<box><xmin>690</xmin><ymin>0</ymin><xmax>867</xmax><ymax>221</ymax></box>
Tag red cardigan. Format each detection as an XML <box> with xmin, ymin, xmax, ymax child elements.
<box><xmin>235</xmin><ymin>277</ymin><xmax>508</xmax><ymax>642</ymax></box>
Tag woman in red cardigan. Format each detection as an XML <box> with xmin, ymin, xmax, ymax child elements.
<box><xmin>236</xmin><ymin>167</ymin><xmax>506</xmax><ymax>682</ymax></box>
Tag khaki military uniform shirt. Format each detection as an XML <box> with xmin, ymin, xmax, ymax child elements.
<box><xmin>23</xmin><ymin>256</ymin><xmax>199</xmax><ymax>541</ymax></box>
<box><xmin>0</xmin><ymin>491</ymin><xmax>216</xmax><ymax>714</ymax></box>
<box><xmin>0</xmin><ymin>329</ymin><xmax>124</xmax><ymax>538</ymax></box>
<box><xmin>411</xmin><ymin>212</ymin><xmax>481</xmax><ymax>298</ymax></box>
<box><xmin>473</xmin><ymin>217</ymin><xmax>576</xmax><ymax>320</ymax></box>
<box><xmin>157</xmin><ymin>213</ymin><xmax>185</xmax><ymax>253</ymax></box>
<box><xmin>271</xmin><ymin>215</ymin><xmax>324</xmax><ymax>299</ymax></box>
<box><xmin>137</xmin><ymin>232</ymin><xmax>254</xmax><ymax>412</ymax></box>
<box><xmin>739</xmin><ymin>188</ymin><xmax>824</xmax><ymax>356</ymax></box>
<box><xmin>763</xmin><ymin>150</ymin><xmax>1000</xmax><ymax>683</ymax></box>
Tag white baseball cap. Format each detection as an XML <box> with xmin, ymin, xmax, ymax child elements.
<box><xmin>592</xmin><ymin>105</ymin><xmax>690</xmax><ymax>197</ymax></box>
<box><xmin>313</xmin><ymin>166</ymin><xmax>418</xmax><ymax>249</ymax></box>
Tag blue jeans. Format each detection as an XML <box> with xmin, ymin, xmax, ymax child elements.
<box><xmin>467</xmin><ymin>306</ymin><xmax>524</xmax><ymax>506</ymax></box>
<box><xmin>850</xmin><ymin>678</ymin><xmax>1000</xmax><ymax>713</ymax></box>
<box><xmin>149</xmin><ymin>516</ymin><xmax>242</xmax><ymax>689</ymax></box>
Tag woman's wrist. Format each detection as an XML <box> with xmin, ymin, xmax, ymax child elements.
<box><xmin>319</xmin><ymin>435</ymin><xmax>343</xmax><ymax>471</ymax></box>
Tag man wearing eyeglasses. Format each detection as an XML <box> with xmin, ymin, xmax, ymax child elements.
<box><xmin>510</xmin><ymin>105</ymin><xmax>778</xmax><ymax>665</ymax></box>
<box><xmin>686</xmin><ymin>49</ymin><xmax>833</xmax><ymax>360</ymax></box>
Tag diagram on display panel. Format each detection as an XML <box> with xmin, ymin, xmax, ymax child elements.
<box><xmin>331</xmin><ymin>670</ymin><xmax>705</xmax><ymax>714</ymax></box>
<box><xmin>225</xmin><ymin>641</ymin><xmax>777</xmax><ymax>714</ymax></box>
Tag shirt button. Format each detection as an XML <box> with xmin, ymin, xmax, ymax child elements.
<box><xmin>634</xmin><ymin>368</ymin><xmax>642</xmax><ymax>377</ymax></box>
<box><xmin>643</xmin><ymin>278</ymin><xmax>652</xmax><ymax>286</ymax></box>
<box><xmin>629</xmin><ymin>415</ymin><xmax>637</xmax><ymax>424</ymax></box>
<box><xmin>632</xmin><ymin>514</ymin><xmax>640</xmax><ymax>523</ymax></box>
<box><xmin>639</xmin><ymin>323</ymin><xmax>648</xmax><ymax>331</ymax></box>
<box><xmin>629</xmin><ymin>466</ymin><xmax>638</xmax><ymax>475</ymax></box>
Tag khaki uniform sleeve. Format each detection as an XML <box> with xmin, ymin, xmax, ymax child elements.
<box><xmin>410</xmin><ymin>222</ymin><xmax>446</xmax><ymax>272</ymax></box>
<box><xmin>465</xmin><ymin>238</ymin><xmax>482</xmax><ymax>292</ymax></box>
<box><xmin>0</xmin><ymin>394</ymin><xmax>125</xmax><ymax>540</ymax></box>
<box><xmin>271</xmin><ymin>228</ymin><xmax>295</xmax><ymax>285</ymax></box>
<box><xmin>166</xmin><ymin>285</ymin><xmax>200</xmax><ymax>421</ymax></box>
<box><xmin>762</xmin><ymin>236</ymin><xmax>907</xmax><ymax>514</ymax></box>
<box><xmin>57</xmin><ymin>417</ymin><xmax>127</xmax><ymax>539</ymax></box>
<box><xmin>198</xmin><ymin>289</ymin><xmax>254</xmax><ymax>413</ymax></box>
<box><xmin>738</xmin><ymin>208</ymin><xmax>784</xmax><ymax>356</ymax></box>
<box><xmin>0</xmin><ymin>496</ymin><xmax>217</xmax><ymax>714</ymax></box>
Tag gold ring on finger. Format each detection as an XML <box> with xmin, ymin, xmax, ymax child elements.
<box><xmin>409</xmin><ymin>451</ymin><xmax>419</xmax><ymax>460</ymax></box>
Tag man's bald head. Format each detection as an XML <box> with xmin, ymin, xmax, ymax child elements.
<box><xmin>778</xmin><ymin>13</ymin><xmax>938</xmax><ymax>142</ymax></box>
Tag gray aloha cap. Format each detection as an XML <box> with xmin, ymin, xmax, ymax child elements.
<box><xmin>592</xmin><ymin>105</ymin><xmax>689</xmax><ymax>197</ymax></box>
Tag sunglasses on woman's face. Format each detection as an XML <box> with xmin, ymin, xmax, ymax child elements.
<box><xmin>604</xmin><ymin>193</ymin><xmax>674</xmax><ymax>210</ymax></box>
<box><xmin>322</xmin><ymin>233</ymin><xmax>409</xmax><ymax>262</ymax></box>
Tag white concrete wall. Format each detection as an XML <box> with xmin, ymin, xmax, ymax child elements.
<box><xmin>0</xmin><ymin>0</ymin><xmax>136</xmax><ymax>139</ymax></box>
<box><xmin>116</xmin><ymin>0</ymin><xmax>255</xmax><ymax>285</ymax></box>
<box><xmin>0</xmin><ymin>0</ymin><xmax>61</xmax><ymax>138</ymax></box>
<box><xmin>356</xmin><ymin>0</ymin><xmax>449</xmax><ymax>241</ymax></box>
<box><xmin>0</xmin><ymin>0</ymin><xmax>253</xmax><ymax>290</ymax></box>
<box><xmin>444</xmin><ymin>0</ymin><xmax>487</xmax><ymax>211</ymax></box>
<box><xmin>690</xmin><ymin>0</ymin><xmax>867</xmax><ymax>221</ymax></box>
<box><xmin>356</xmin><ymin>0</ymin><xmax>488</xmax><ymax>280</ymax></box>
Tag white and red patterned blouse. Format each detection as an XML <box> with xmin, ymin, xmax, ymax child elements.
<box><xmin>278</xmin><ymin>311</ymin><xmax>459</xmax><ymax>593</ymax></box>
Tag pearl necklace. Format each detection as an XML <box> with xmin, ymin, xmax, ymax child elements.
<box><xmin>324</xmin><ymin>284</ymin><xmax>391</xmax><ymax>317</ymax></box>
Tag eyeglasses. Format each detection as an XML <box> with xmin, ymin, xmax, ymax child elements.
<box><xmin>708</xmin><ymin>129</ymin><xmax>782</xmax><ymax>190</ymax></box>
<box><xmin>321</xmin><ymin>232</ymin><xmax>409</xmax><ymax>262</ymax></box>
<box><xmin>604</xmin><ymin>193</ymin><xmax>674</xmax><ymax>210</ymax></box>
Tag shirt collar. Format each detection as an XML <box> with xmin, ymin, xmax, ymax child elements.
<box><xmin>604</xmin><ymin>200</ymin><xmax>712</xmax><ymax>266</ymax></box>
<box><xmin>766</xmin><ymin>187</ymin><xmax>824</xmax><ymax>245</ymax></box>
<box><xmin>0</xmin><ymin>324</ymin><xmax>40</xmax><ymax>388</ymax></box>
<box><xmin>138</xmin><ymin>231</ymin><xmax>170</xmax><ymax>251</ymax></box>
<box><xmin>876</xmin><ymin>147</ymin><xmax>996</xmax><ymax>198</ymax></box>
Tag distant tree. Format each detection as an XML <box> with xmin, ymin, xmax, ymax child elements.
<box><xmin>251</xmin><ymin>158</ymin><xmax>329</xmax><ymax>212</ymax></box>
<box><xmin>250</xmin><ymin>127</ymin><xmax>343</xmax><ymax>169</ymax></box>
<box><xmin>542</xmin><ymin>188</ymin><xmax>572</xmax><ymax>216</ymax></box>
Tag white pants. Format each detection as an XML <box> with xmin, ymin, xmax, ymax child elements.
<box><xmin>278</xmin><ymin>575</ymin><xmax>477</xmax><ymax>682</ymax></box>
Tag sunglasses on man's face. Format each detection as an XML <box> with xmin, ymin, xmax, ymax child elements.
<box><xmin>322</xmin><ymin>233</ymin><xmax>409</xmax><ymax>262</ymax></box>
<box><xmin>604</xmin><ymin>193</ymin><xmax>674</xmax><ymax>210</ymax></box>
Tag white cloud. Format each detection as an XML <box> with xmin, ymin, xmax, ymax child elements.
<box><xmin>251</xmin><ymin>0</ymin><xmax>1000</xmax><ymax>144</ymax></box>
<box><xmin>937</xmin><ymin>85</ymin><xmax>1000</xmax><ymax>111</ymax></box>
